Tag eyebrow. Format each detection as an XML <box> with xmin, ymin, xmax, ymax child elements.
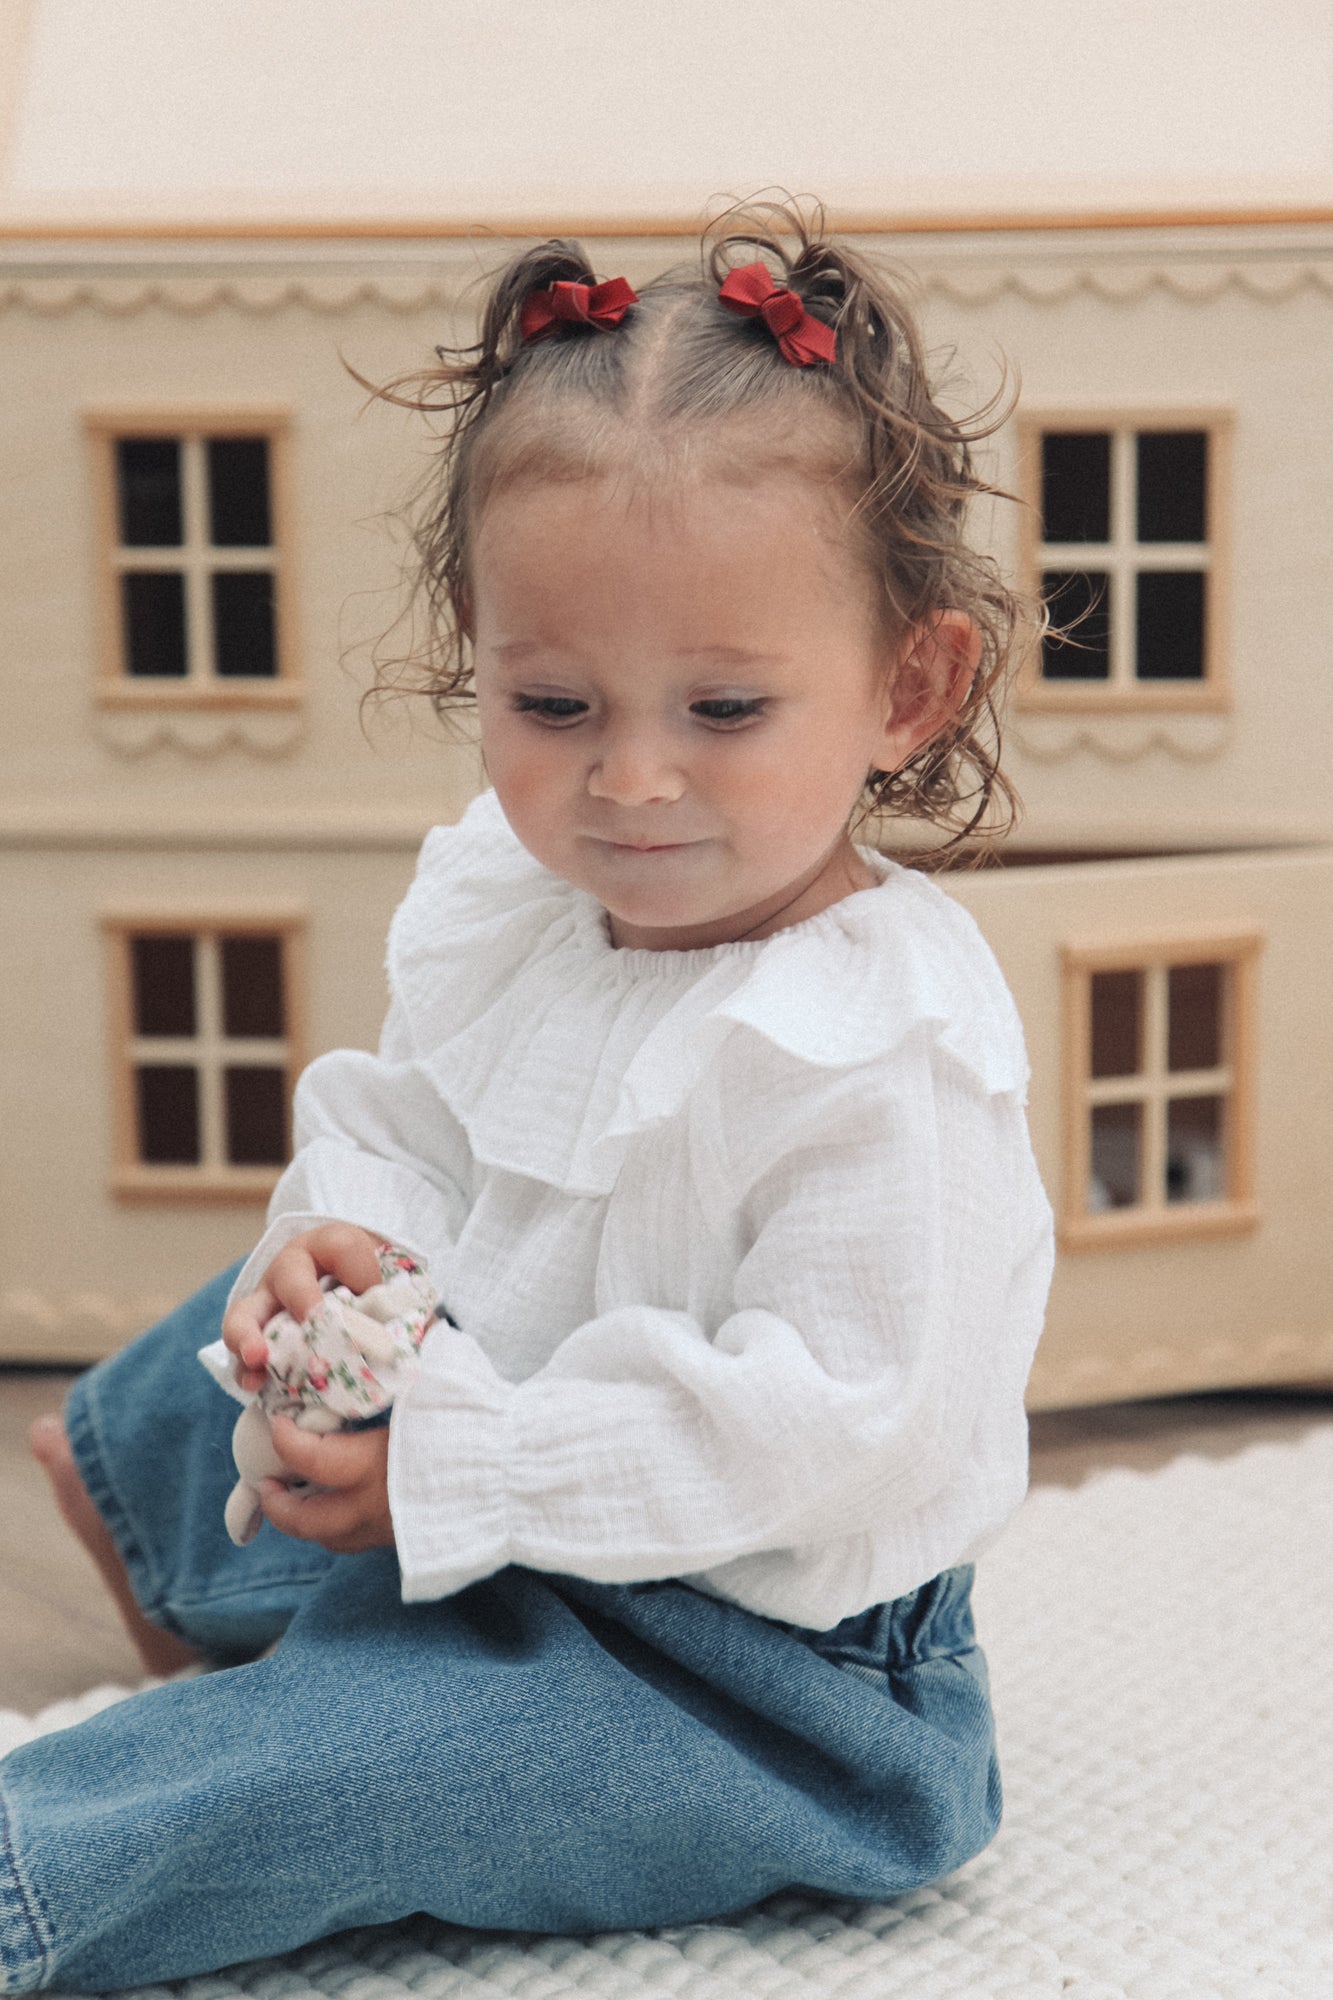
<box><xmin>675</xmin><ymin>646</ymin><xmax>788</xmax><ymax>666</ymax></box>
<box><xmin>489</xmin><ymin>642</ymin><xmax>789</xmax><ymax>678</ymax></box>
<box><xmin>491</xmin><ymin>640</ymin><xmax>555</xmax><ymax>663</ymax></box>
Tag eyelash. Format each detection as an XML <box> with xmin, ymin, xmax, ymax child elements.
<box><xmin>511</xmin><ymin>696</ymin><xmax>766</xmax><ymax>729</ymax></box>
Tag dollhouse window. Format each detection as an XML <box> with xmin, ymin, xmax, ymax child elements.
<box><xmin>1019</xmin><ymin>417</ymin><xmax>1229</xmax><ymax>711</ymax></box>
<box><xmin>105</xmin><ymin>918</ymin><xmax>303</xmax><ymax>1201</ymax></box>
<box><xmin>1060</xmin><ymin>932</ymin><xmax>1261</xmax><ymax>1250</ymax></box>
<box><xmin>89</xmin><ymin>417</ymin><xmax>298</xmax><ymax>709</ymax></box>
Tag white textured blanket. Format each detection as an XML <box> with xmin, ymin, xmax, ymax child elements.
<box><xmin>5</xmin><ymin>1427</ymin><xmax>1331</xmax><ymax>1999</ymax></box>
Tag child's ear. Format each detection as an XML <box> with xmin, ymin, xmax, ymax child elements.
<box><xmin>875</xmin><ymin>611</ymin><xmax>980</xmax><ymax>772</ymax></box>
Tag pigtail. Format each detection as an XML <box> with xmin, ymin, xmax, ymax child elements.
<box><xmin>356</xmin><ymin>239</ymin><xmax>604</xmax><ymax>722</ymax></box>
<box><xmin>705</xmin><ymin>205</ymin><xmax>1030</xmax><ymax>856</ymax></box>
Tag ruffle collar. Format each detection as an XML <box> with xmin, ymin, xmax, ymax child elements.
<box><xmin>387</xmin><ymin>789</ymin><xmax>1029</xmax><ymax>1195</ymax></box>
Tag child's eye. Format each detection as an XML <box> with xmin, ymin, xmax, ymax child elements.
<box><xmin>691</xmin><ymin>698</ymin><xmax>766</xmax><ymax>727</ymax></box>
<box><xmin>511</xmin><ymin>694</ymin><xmax>589</xmax><ymax>725</ymax></box>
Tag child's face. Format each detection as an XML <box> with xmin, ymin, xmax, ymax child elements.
<box><xmin>470</xmin><ymin>474</ymin><xmax>944</xmax><ymax>950</ymax></box>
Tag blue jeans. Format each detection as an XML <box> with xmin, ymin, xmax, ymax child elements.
<box><xmin>0</xmin><ymin>1269</ymin><xmax>1000</xmax><ymax>1993</ymax></box>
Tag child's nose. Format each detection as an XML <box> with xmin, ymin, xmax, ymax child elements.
<box><xmin>586</xmin><ymin>726</ymin><xmax>686</xmax><ymax>805</ymax></box>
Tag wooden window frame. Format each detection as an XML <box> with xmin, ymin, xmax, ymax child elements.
<box><xmin>1016</xmin><ymin>409</ymin><xmax>1232</xmax><ymax>713</ymax></box>
<box><xmin>1060</xmin><ymin>928</ymin><xmax>1262</xmax><ymax>1252</ymax></box>
<box><xmin>87</xmin><ymin>410</ymin><xmax>302</xmax><ymax>709</ymax></box>
<box><xmin>104</xmin><ymin>909</ymin><xmax>306</xmax><ymax>1203</ymax></box>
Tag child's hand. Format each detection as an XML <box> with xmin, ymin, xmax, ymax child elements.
<box><xmin>258</xmin><ymin>1415</ymin><xmax>395</xmax><ymax>1553</ymax></box>
<box><xmin>221</xmin><ymin>1223</ymin><xmax>385</xmax><ymax>1393</ymax></box>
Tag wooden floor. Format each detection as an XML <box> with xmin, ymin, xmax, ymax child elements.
<box><xmin>3</xmin><ymin>1367</ymin><xmax>1331</xmax><ymax>1713</ymax></box>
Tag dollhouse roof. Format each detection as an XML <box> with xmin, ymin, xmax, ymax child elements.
<box><xmin>1</xmin><ymin>0</ymin><xmax>1330</xmax><ymax>233</ymax></box>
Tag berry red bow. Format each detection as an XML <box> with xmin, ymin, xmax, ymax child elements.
<box><xmin>520</xmin><ymin>276</ymin><xmax>639</xmax><ymax>344</ymax></box>
<box><xmin>718</xmin><ymin>262</ymin><xmax>837</xmax><ymax>367</ymax></box>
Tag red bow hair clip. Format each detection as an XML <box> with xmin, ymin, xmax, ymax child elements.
<box><xmin>718</xmin><ymin>262</ymin><xmax>837</xmax><ymax>367</ymax></box>
<box><xmin>520</xmin><ymin>276</ymin><xmax>639</xmax><ymax>345</ymax></box>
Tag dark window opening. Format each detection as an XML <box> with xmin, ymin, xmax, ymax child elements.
<box><xmin>1090</xmin><ymin>970</ymin><xmax>1141</xmax><ymax>1078</ymax></box>
<box><xmin>1089</xmin><ymin>1101</ymin><xmax>1141</xmax><ymax>1210</ymax></box>
<box><xmin>122</xmin><ymin>572</ymin><xmax>187</xmax><ymax>677</ymax></box>
<box><xmin>131</xmin><ymin>935</ymin><xmax>196</xmax><ymax>1037</ymax></box>
<box><xmin>225</xmin><ymin>1065</ymin><xmax>288</xmax><ymax>1166</ymax></box>
<box><xmin>1135</xmin><ymin>571</ymin><xmax>1205</xmax><ymax>680</ymax></box>
<box><xmin>136</xmin><ymin>1064</ymin><xmax>200</xmax><ymax>1165</ymax></box>
<box><xmin>1041</xmin><ymin>431</ymin><xmax>1110</xmax><ymax>543</ymax></box>
<box><xmin>1166</xmin><ymin>1094</ymin><xmax>1225</xmax><ymax>1203</ymax></box>
<box><xmin>1168</xmin><ymin>962</ymin><xmax>1223</xmax><ymax>1072</ymax></box>
<box><xmin>1041</xmin><ymin>570</ymin><xmax>1111</xmax><ymax>680</ymax></box>
<box><xmin>1137</xmin><ymin>431</ymin><xmax>1207</xmax><ymax>544</ymax></box>
<box><xmin>207</xmin><ymin>437</ymin><xmax>272</xmax><ymax>548</ymax></box>
<box><xmin>212</xmin><ymin>571</ymin><xmax>276</xmax><ymax>678</ymax></box>
<box><xmin>116</xmin><ymin>438</ymin><xmax>182</xmax><ymax>547</ymax></box>
<box><xmin>221</xmin><ymin>935</ymin><xmax>285</xmax><ymax>1038</ymax></box>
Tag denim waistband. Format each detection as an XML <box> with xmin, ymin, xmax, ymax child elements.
<box><xmin>791</xmin><ymin>1564</ymin><xmax>977</xmax><ymax>1676</ymax></box>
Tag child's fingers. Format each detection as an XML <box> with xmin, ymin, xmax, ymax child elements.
<box><xmin>258</xmin><ymin>1426</ymin><xmax>394</xmax><ymax>1551</ymax></box>
<box><xmin>221</xmin><ymin>1285</ymin><xmax>279</xmax><ymax>1379</ymax></box>
<box><xmin>263</xmin><ymin>1226</ymin><xmax>382</xmax><ymax>1321</ymax></box>
<box><xmin>265</xmin><ymin>1245</ymin><xmax>327</xmax><ymax>1324</ymax></box>
<box><xmin>267</xmin><ymin>1415</ymin><xmax>387</xmax><ymax>1488</ymax></box>
<box><xmin>305</xmin><ymin>1224</ymin><xmax>385</xmax><ymax>1297</ymax></box>
<box><xmin>260</xmin><ymin>1480</ymin><xmax>392</xmax><ymax>1552</ymax></box>
<box><xmin>258</xmin><ymin>1478</ymin><xmax>371</xmax><ymax>1549</ymax></box>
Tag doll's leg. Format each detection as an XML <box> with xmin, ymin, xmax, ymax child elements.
<box><xmin>38</xmin><ymin>1263</ymin><xmax>335</xmax><ymax>1664</ymax></box>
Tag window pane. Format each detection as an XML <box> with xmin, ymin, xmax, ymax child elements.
<box><xmin>1041</xmin><ymin>432</ymin><xmax>1110</xmax><ymax>543</ymax></box>
<box><xmin>115</xmin><ymin>438</ymin><xmax>182</xmax><ymax>546</ymax></box>
<box><xmin>1089</xmin><ymin>1101</ymin><xmax>1141</xmax><ymax>1210</ymax></box>
<box><xmin>211</xmin><ymin>571</ymin><xmax>276</xmax><ymax>677</ymax></box>
<box><xmin>131</xmin><ymin>935</ymin><xmax>196</xmax><ymax>1036</ymax></box>
<box><xmin>1168</xmin><ymin>962</ymin><xmax>1223</xmax><ymax>1071</ymax></box>
<box><xmin>1090</xmin><ymin>969</ymin><xmax>1142</xmax><ymax>1077</ymax></box>
<box><xmin>1041</xmin><ymin>570</ymin><xmax>1111</xmax><ymax>679</ymax></box>
<box><xmin>1137</xmin><ymin>431</ymin><xmax>1207</xmax><ymax>543</ymax></box>
<box><xmin>221</xmin><ymin>935</ymin><xmax>285</xmax><ymax>1037</ymax></box>
<box><xmin>122</xmin><ymin>571</ymin><xmax>188</xmax><ymax>677</ymax></box>
<box><xmin>1166</xmin><ymin>1094</ymin><xmax>1225</xmax><ymax>1203</ymax></box>
<box><xmin>207</xmin><ymin>437</ymin><xmax>271</xmax><ymax>547</ymax></box>
<box><xmin>1136</xmin><ymin>570</ymin><xmax>1205</xmax><ymax>680</ymax></box>
<box><xmin>135</xmin><ymin>1064</ymin><xmax>200</xmax><ymax>1164</ymax></box>
<box><xmin>225</xmin><ymin>1065</ymin><xmax>288</xmax><ymax>1165</ymax></box>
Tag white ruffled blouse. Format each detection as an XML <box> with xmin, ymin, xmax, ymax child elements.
<box><xmin>220</xmin><ymin>788</ymin><xmax>1054</xmax><ymax>1628</ymax></box>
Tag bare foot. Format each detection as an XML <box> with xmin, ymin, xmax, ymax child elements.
<box><xmin>29</xmin><ymin>1413</ymin><xmax>202</xmax><ymax>1679</ymax></box>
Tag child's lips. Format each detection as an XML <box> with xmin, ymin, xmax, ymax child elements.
<box><xmin>594</xmin><ymin>834</ymin><xmax>697</xmax><ymax>854</ymax></box>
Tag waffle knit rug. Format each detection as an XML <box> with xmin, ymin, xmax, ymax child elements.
<box><xmin>4</xmin><ymin>1427</ymin><xmax>1331</xmax><ymax>2000</ymax></box>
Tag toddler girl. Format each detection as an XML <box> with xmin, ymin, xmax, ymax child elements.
<box><xmin>11</xmin><ymin>210</ymin><xmax>1053</xmax><ymax>1993</ymax></box>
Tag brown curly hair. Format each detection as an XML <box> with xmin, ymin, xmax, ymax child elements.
<box><xmin>366</xmin><ymin>203</ymin><xmax>1033</xmax><ymax>854</ymax></box>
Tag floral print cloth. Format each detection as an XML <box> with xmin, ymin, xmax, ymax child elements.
<box><xmin>256</xmin><ymin>1243</ymin><xmax>446</xmax><ymax>1424</ymax></box>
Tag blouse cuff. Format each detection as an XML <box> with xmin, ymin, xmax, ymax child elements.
<box><xmin>224</xmin><ymin>1145</ymin><xmax>460</xmax><ymax>1311</ymax></box>
<box><xmin>388</xmin><ymin>1330</ymin><xmax>513</xmax><ymax>1601</ymax></box>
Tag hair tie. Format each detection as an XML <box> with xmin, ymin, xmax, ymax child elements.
<box><xmin>520</xmin><ymin>276</ymin><xmax>638</xmax><ymax>345</ymax></box>
<box><xmin>718</xmin><ymin>262</ymin><xmax>837</xmax><ymax>368</ymax></box>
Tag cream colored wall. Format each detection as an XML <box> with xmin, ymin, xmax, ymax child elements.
<box><xmin>5</xmin><ymin>0</ymin><xmax>1333</xmax><ymax>225</ymax></box>
<box><xmin>0</xmin><ymin>272</ymin><xmax>484</xmax><ymax>824</ymax></box>
<box><xmin>901</xmin><ymin>234</ymin><xmax>1333</xmax><ymax>851</ymax></box>
<box><xmin>0</xmin><ymin>842</ymin><xmax>420</xmax><ymax>1360</ymax></box>
<box><xmin>3</xmin><ymin>221</ymin><xmax>1331</xmax><ymax>1381</ymax></box>
<box><xmin>0</xmin><ymin>254</ymin><xmax>493</xmax><ymax>1359</ymax></box>
<box><xmin>943</xmin><ymin>847</ymin><xmax>1333</xmax><ymax>1408</ymax></box>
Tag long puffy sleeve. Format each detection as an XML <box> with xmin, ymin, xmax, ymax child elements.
<box><xmin>387</xmin><ymin>1034</ymin><xmax>1053</xmax><ymax>1622</ymax></box>
<box><xmin>225</xmin><ymin>994</ymin><xmax>474</xmax><ymax>1306</ymax></box>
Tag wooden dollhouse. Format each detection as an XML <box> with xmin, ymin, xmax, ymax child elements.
<box><xmin>1</xmin><ymin>7</ymin><xmax>1330</xmax><ymax>1405</ymax></box>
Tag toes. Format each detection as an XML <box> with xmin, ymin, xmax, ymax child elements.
<box><xmin>28</xmin><ymin>1412</ymin><xmax>70</xmax><ymax>1468</ymax></box>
